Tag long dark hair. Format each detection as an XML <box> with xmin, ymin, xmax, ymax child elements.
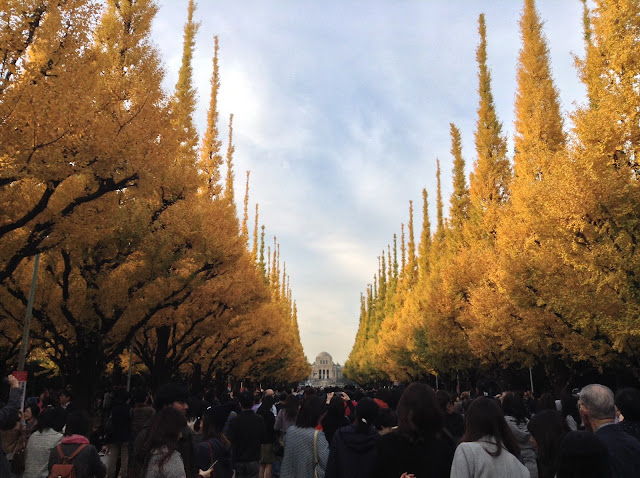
<box><xmin>202</xmin><ymin>407</ymin><xmax>231</xmax><ymax>448</ymax></box>
<box><xmin>284</xmin><ymin>394</ymin><xmax>299</xmax><ymax>420</ymax></box>
<box><xmin>354</xmin><ymin>397</ymin><xmax>379</xmax><ymax>434</ymax></box>
<box><xmin>528</xmin><ymin>410</ymin><xmax>566</xmax><ymax>478</ymax></box>
<box><xmin>396</xmin><ymin>383</ymin><xmax>443</xmax><ymax>441</ymax></box>
<box><xmin>502</xmin><ymin>392</ymin><xmax>527</xmax><ymax>424</ymax></box>
<box><xmin>461</xmin><ymin>397</ymin><xmax>520</xmax><ymax>457</ymax></box>
<box><xmin>296</xmin><ymin>395</ymin><xmax>326</xmax><ymax>428</ymax></box>
<box><xmin>132</xmin><ymin>407</ymin><xmax>187</xmax><ymax>475</ymax></box>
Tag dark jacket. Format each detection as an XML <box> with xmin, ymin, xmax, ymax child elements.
<box><xmin>596</xmin><ymin>423</ymin><xmax>640</xmax><ymax>478</ymax></box>
<box><xmin>48</xmin><ymin>437</ymin><xmax>106</xmax><ymax>478</ymax></box>
<box><xmin>256</xmin><ymin>405</ymin><xmax>276</xmax><ymax>444</ymax></box>
<box><xmin>227</xmin><ymin>410</ymin><xmax>264</xmax><ymax>464</ymax></box>
<box><xmin>618</xmin><ymin>420</ymin><xmax>640</xmax><ymax>442</ymax></box>
<box><xmin>372</xmin><ymin>430</ymin><xmax>454</xmax><ymax>478</ymax></box>
<box><xmin>106</xmin><ymin>402</ymin><xmax>131</xmax><ymax>444</ymax></box>
<box><xmin>0</xmin><ymin>388</ymin><xmax>22</xmax><ymax>477</ymax></box>
<box><xmin>326</xmin><ymin>424</ymin><xmax>379</xmax><ymax>478</ymax></box>
<box><xmin>195</xmin><ymin>437</ymin><xmax>233</xmax><ymax>478</ymax></box>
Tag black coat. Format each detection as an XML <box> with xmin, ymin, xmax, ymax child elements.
<box><xmin>0</xmin><ymin>388</ymin><xmax>21</xmax><ymax>477</ymax></box>
<box><xmin>596</xmin><ymin>423</ymin><xmax>640</xmax><ymax>478</ymax></box>
<box><xmin>325</xmin><ymin>424</ymin><xmax>379</xmax><ymax>478</ymax></box>
<box><xmin>372</xmin><ymin>430</ymin><xmax>454</xmax><ymax>478</ymax></box>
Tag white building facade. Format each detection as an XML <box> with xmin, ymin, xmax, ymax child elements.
<box><xmin>308</xmin><ymin>351</ymin><xmax>343</xmax><ymax>386</ymax></box>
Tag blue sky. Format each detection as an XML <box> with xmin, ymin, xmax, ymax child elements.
<box><xmin>150</xmin><ymin>1</ymin><xmax>587</xmax><ymax>365</ymax></box>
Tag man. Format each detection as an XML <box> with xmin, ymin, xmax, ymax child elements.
<box><xmin>264</xmin><ymin>389</ymin><xmax>277</xmax><ymax>416</ymax></box>
<box><xmin>578</xmin><ymin>384</ymin><xmax>640</xmax><ymax>478</ymax></box>
<box><xmin>0</xmin><ymin>374</ymin><xmax>21</xmax><ymax>477</ymax></box>
<box><xmin>227</xmin><ymin>390</ymin><xmax>265</xmax><ymax>478</ymax></box>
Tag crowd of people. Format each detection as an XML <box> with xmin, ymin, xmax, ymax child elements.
<box><xmin>1</xmin><ymin>374</ymin><xmax>640</xmax><ymax>478</ymax></box>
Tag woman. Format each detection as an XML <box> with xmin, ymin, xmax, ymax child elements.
<box><xmin>1</xmin><ymin>409</ymin><xmax>26</xmax><ymax>476</ymax></box>
<box><xmin>502</xmin><ymin>392</ymin><xmax>537</xmax><ymax>478</ymax></box>
<box><xmin>325</xmin><ymin>397</ymin><xmax>379</xmax><ymax>478</ymax></box>
<box><xmin>280</xmin><ymin>394</ymin><xmax>329</xmax><ymax>478</ymax></box>
<box><xmin>321</xmin><ymin>394</ymin><xmax>350</xmax><ymax>447</ymax></box>
<box><xmin>194</xmin><ymin>406</ymin><xmax>233</xmax><ymax>478</ymax></box>
<box><xmin>372</xmin><ymin>383</ymin><xmax>454</xmax><ymax>478</ymax></box>
<box><xmin>23</xmin><ymin>408</ymin><xmax>62</xmax><ymax>478</ymax></box>
<box><xmin>450</xmin><ymin>397</ymin><xmax>529</xmax><ymax>478</ymax></box>
<box><xmin>131</xmin><ymin>407</ymin><xmax>189</xmax><ymax>478</ymax></box>
<box><xmin>274</xmin><ymin>394</ymin><xmax>299</xmax><ymax>457</ymax></box>
<box><xmin>48</xmin><ymin>411</ymin><xmax>106</xmax><ymax>478</ymax></box>
<box><xmin>560</xmin><ymin>393</ymin><xmax>580</xmax><ymax>432</ymax></box>
<box><xmin>23</xmin><ymin>404</ymin><xmax>40</xmax><ymax>438</ymax></box>
<box><xmin>527</xmin><ymin>410</ymin><xmax>567</xmax><ymax>478</ymax></box>
<box><xmin>256</xmin><ymin>395</ymin><xmax>276</xmax><ymax>478</ymax></box>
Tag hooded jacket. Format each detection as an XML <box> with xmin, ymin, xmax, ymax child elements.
<box><xmin>325</xmin><ymin>424</ymin><xmax>379</xmax><ymax>478</ymax></box>
<box><xmin>504</xmin><ymin>415</ymin><xmax>538</xmax><ymax>478</ymax></box>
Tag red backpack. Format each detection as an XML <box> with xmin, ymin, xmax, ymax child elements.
<box><xmin>48</xmin><ymin>443</ymin><xmax>88</xmax><ymax>478</ymax></box>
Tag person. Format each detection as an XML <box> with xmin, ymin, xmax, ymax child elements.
<box><xmin>325</xmin><ymin>397</ymin><xmax>379</xmax><ymax>478</ymax></box>
<box><xmin>614</xmin><ymin>387</ymin><xmax>640</xmax><ymax>441</ymax></box>
<box><xmin>373</xmin><ymin>407</ymin><xmax>396</xmax><ymax>435</ymax></box>
<box><xmin>274</xmin><ymin>394</ymin><xmax>298</xmax><ymax>460</ymax></box>
<box><xmin>132</xmin><ymin>407</ymin><xmax>212</xmax><ymax>478</ymax></box>
<box><xmin>103</xmin><ymin>388</ymin><xmax>131</xmax><ymax>478</ymax></box>
<box><xmin>23</xmin><ymin>403</ymin><xmax>40</xmax><ymax>437</ymax></box>
<box><xmin>227</xmin><ymin>390</ymin><xmax>265</xmax><ymax>478</ymax></box>
<box><xmin>560</xmin><ymin>392</ymin><xmax>580</xmax><ymax>431</ymax></box>
<box><xmin>372</xmin><ymin>383</ymin><xmax>454</xmax><ymax>478</ymax></box>
<box><xmin>23</xmin><ymin>408</ymin><xmax>63</xmax><ymax>478</ymax></box>
<box><xmin>130</xmin><ymin>388</ymin><xmax>155</xmax><ymax>448</ymax></box>
<box><xmin>321</xmin><ymin>394</ymin><xmax>350</xmax><ymax>447</ymax></box>
<box><xmin>48</xmin><ymin>410</ymin><xmax>106</xmax><ymax>478</ymax></box>
<box><xmin>435</xmin><ymin>390</ymin><xmax>464</xmax><ymax>444</ymax></box>
<box><xmin>537</xmin><ymin>393</ymin><xmax>557</xmax><ymax>412</ymax></box>
<box><xmin>1</xmin><ymin>375</ymin><xmax>22</xmax><ymax>477</ymax></box>
<box><xmin>256</xmin><ymin>394</ymin><xmax>276</xmax><ymax>478</ymax></box>
<box><xmin>280</xmin><ymin>394</ymin><xmax>329</xmax><ymax>478</ymax></box>
<box><xmin>450</xmin><ymin>396</ymin><xmax>529</xmax><ymax>478</ymax></box>
<box><xmin>59</xmin><ymin>389</ymin><xmax>74</xmax><ymax>411</ymax></box>
<box><xmin>501</xmin><ymin>392</ymin><xmax>537</xmax><ymax>478</ymax></box>
<box><xmin>578</xmin><ymin>384</ymin><xmax>640</xmax><ymax>478</ymax></box>
<box><xmin>527</xmin><ymin>409</ymin><xmax>567</xmax><ymax>478</ymax></box>
<box><xmin>556</xmin><ymin>431</ymin><xmax>610</xmax><ymax>478</ymax></box>
<box><xmin>194</xmin><ymin>406</ymin><xmax>233</xmax><ymax>478</ymax></box>
<box><xmin>0</xmin><ymin>407</ymin><xmax>24</xmax><ymax>475</ymax></box>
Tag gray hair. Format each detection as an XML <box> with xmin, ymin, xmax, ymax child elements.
<box><xmin>580</xmin><ymin>384</ymin><xmax>615</xmax><ymax>420</ymax></box>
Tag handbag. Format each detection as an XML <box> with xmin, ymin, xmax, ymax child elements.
<box><xmin>10</xmin><ymin>433</ymin><xmax>26</xmax><ymax>473</ymax></box>
<box><xmin>313</xmin><ymin>430</ymin><xmax>319</xmax><ymax>478</ymax></box>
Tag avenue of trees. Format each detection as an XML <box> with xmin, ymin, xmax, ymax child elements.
<box><xmin>344</xmin><ymin>0</ymin><xmax>640</xmax><ymax>390</ymax></box>
<box><xmin>0</xmin><ymin>0</ymin><xmax>310</xmax><ymax>405</ymax></box>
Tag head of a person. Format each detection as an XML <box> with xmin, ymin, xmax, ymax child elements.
<box><xmin>537</xmin><ymin>393</ymin><xmax>557</xmax><ymax>412</ymax></box>
<box><xmin>201</xmin><ymin>405</ymin><xmax>229</xmax><ymax>442</ymax></box>
<box><xmin>527</xmin><ymin>410</ymin><xmax>566</xmax><ymax>466</ymax></box>
<box><xmin>501</xmin><ymin>392</ymin><xmax>527</xmax><ymax>422</ymax></box>
<box><xmin>133</xmin><ymin>387</ymin><xmax>150</xmax><ymax>406</ymax></box>
<box><xmin>278</xmin><ymin>392</ymin><xmax>288</xmax><ymax>403</ymax></box>
<box><xmin>396</xmin><ymin>383</ymin><xmax>443</xmax><ymax>438</ymax></box>
<box><xmin>435</xmin><ymin>390</ymin><xmax>454</xmax><ymax>414</ymax></box>
<box><xmin>578</xmin><ymin>384</ymin><xmax>615</xmax><ymax>431</ymax></box>
<box><xmin>239</xmin><ymin>390</ymin><xmax>254</xmax><ymax>410</ymax></box>
<box><xmin>59</xmin><ymin>390</ymin><xmax>72</xmax><ymax>406</ymax></box>
<box><xmin>37</xmin><ymin>408</ymin><xmax>57</xmax><ymax>433</ymax></box>
<box><xmin>64</xmin><ymin>411</ymin><xmax>91</xmax><ymax>437</ymax></box>
<box><xmin>556</xmin><ymin>431</ymin><xmax>610</xmax><ymax>478</ymax></box>
<box><xmin>258</xmin><ymin>394</ymin><xmax>275</xmax><ymax>413</ymax></box>
<box><xmin>23</xmin><ymin>403</ymin><xmax>39</xmax><ymax>422</ymax></box>
<box><xmin>326</xmin><ymin>393</ymin><xmax>346</xmax><ymax>419</ymax></box>
<box><xmin>461</xmin><ymin>397</ymin><xmax>519</xmax><ymax>457</ymax></box>
<box><xmin>296</xmin><ymin>394</ymin><xmax>326</xmax><ymax>428</ymax></box>
<box><xmin>155</xmin><ymin>383</ymin><xmax>189</xmax><ymax>414</ymax></box>
<box><xmin>285</xmin><ymin>393</ymin><xmax>299</xmax><ymax>419</ymax></box>
<box><xmin>354</xmin><ymin>397</ymin><xmax>379</xmax><ymax>433</ymax></box>
<box><xmin>614</xmin><ymin>387</ymin><xmax>640</xmax><ymax>422</ymax></box>
<box><xmin>137</xmin><ymin>407</ymin><xmax>187</xmax><ymax>473</ymax></box>
<box><xmin>374</xmin><ymin>407</ymin><xmax>397</xmax><ymax>435</ymax></box>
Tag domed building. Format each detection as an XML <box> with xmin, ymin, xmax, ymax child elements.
<box><xmin>308</xmin><ymin>351</ymin><xmax>343</xmax><ymax>386</ymax></box>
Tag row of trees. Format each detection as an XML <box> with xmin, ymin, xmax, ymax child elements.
<box><xmin>0</xmin><ymin>0</ymin><xmax>309</xmax><ymax>405</ymax></box>
<box><xmin>344</xmin><ymin>0</ymin><xmax>640</xmax><ymax>389</ymax></box>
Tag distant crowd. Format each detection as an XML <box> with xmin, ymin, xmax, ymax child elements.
<box><xmin>1</xmin><ymin>374</ymin><xmax>640</xmax><ymax>478</ymax></box>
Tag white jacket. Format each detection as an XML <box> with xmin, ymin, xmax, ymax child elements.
<box><xmin>450</xmin><ymin>436</ymin><xmax>530</xmax><ymax>478</ymax></box>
